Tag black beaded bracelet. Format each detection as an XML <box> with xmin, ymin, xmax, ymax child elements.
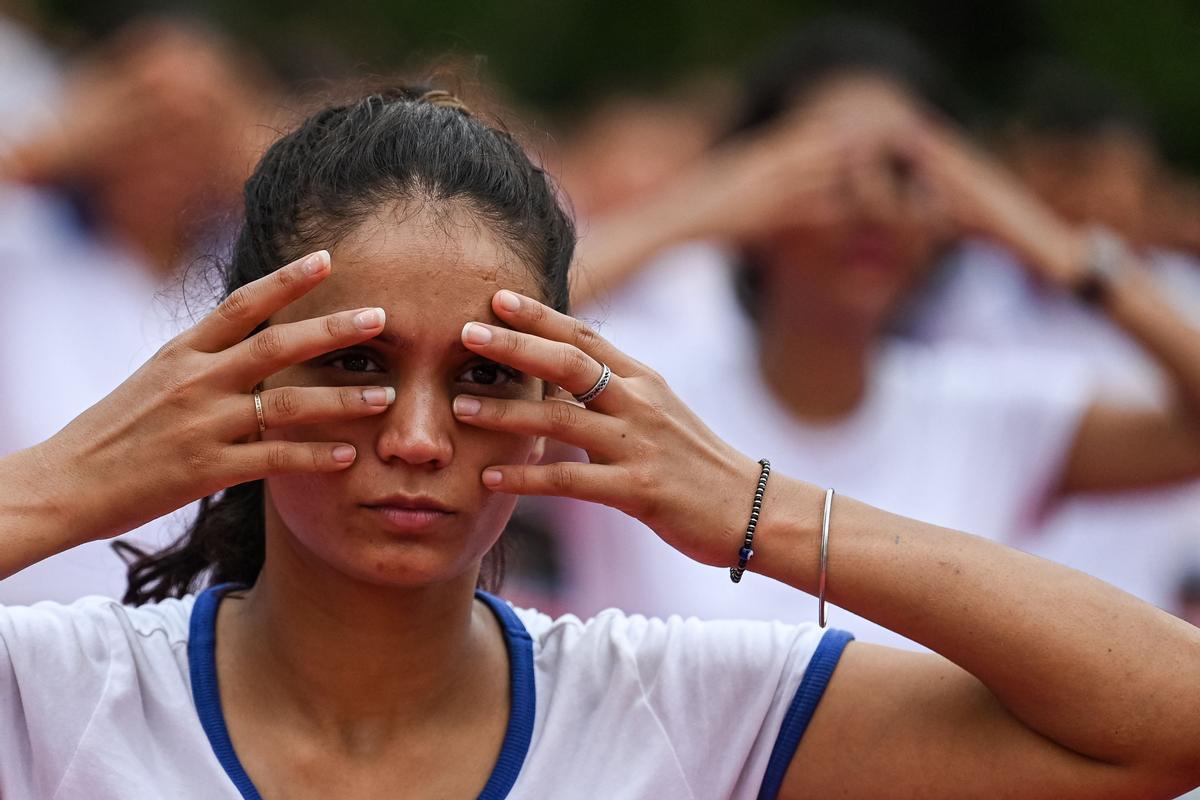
<box><xmin>730</xmin><ymin>459</ymin><xmax>771</xmax><ymax>583</ymax></box>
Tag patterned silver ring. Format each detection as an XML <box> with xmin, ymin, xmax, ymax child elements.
<box><xmin>253</xmin><ymin>389</ymin><xmax>267</xmax><ymax>434</ymax></box>
<box><xmin>573</xmin><ymin>362</ymin><xmax>612</xmax><ymax>405</ymax></box>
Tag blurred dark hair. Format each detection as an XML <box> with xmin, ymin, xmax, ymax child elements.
<box><xmin>729</xmin><ymin>17</ymin><xmax>964</xmax><ymax>319</ymax></box>
<box><xmin>116</xmin><ymin>86</ymin><xmax>575</xmax><ymax>604</ymax></box>
<box><xmin>729</xmin><ymin>15</ymin><xmax>967</xmax><ymax>140</ymax></box>
<box><xmin>1006</xmin><ymin>59</ymin><xmax>1157</xmax><ymax>146</ymax></box>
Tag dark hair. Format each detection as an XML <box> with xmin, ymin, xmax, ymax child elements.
<box><xmin>117</xmin><ymin>86</ymin><xmax>575</xmax><ymax>604</ymax></box>
<box><xmin>729</xmin><ymin>17</ymin><xmax>964</xmax><ymax>318</ymax></box>
<box><xmin>729</xmin><ymin>16</ymin><xmax>966</xmax><ymax>140</ymax></box>
<box><xmin>1005</xmin><ymin>59</ymin><xmax>1156</xmax><ymax>146</ymax></box>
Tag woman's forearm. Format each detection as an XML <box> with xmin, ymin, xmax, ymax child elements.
<box><xmin>0</xmin><ymin>442</ymin><xmax>96</xmax><ymax>581</ymax></box>
<box><xmin>753</xmin><ymin>476</ymin><xmax>1200</xmax><ymax>772</ymax></box>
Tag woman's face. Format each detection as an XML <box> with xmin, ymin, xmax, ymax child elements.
<box><xmin>260</xmin><ymin>202</ymin><xmax>547</xmax><ymax>589</ymax></box>
<box><xmin>751</xmin><ymin>74</ymin><xmax>945</xmax><ymax>334</ymax></box>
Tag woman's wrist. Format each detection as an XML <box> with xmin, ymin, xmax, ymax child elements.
<box><xmin>744</xmin><ymin>474</ymin><xmax>826</xmax><ymax>593</ymax></box>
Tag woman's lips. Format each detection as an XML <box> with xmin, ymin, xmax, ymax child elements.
<box><xmin>363</xmin><ymin>504</ymin><xmax>454</xmax><ymax>533</ymax></box>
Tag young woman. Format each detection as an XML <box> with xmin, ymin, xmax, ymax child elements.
<box><xmin>1</xmin><ymin>88</ymin><xmax>1199</xmax><ymax>799</ymax></box>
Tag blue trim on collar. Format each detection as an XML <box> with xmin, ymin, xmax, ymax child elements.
<box><xmin>473</xmin><ymin>591</ymin><xmax>536</xmax><ymax>799</ymax></box>
<box><xmin>187</xmin><ymin>584</ymin><xmax>536</xmax><ymax>800</ymax></box>
<box><xmin>757</xmin><ymin>628</ymin><xmax>855</xmax><ymax>800</ymax></box>
<box><xmin>188</xmin><ymin>583</ymin><xmax>261</xmax><ymax>800</ymax></box>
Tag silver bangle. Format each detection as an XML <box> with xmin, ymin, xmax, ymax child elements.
<box><xmin>818</xmin><ymin>488</ymin><xmax>834</xmax><ymax>628</ymax></box>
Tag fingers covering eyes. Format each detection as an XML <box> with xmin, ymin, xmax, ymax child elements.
<box><xmin>223</xmin><ymin>307</ymin><xmax>385</xmax><ymax>386</ymax></box>
<box><xmin>223</xmin><ymin>385</ymin><xmax>394</xmax><ymax>438</ymax></box>
<box><xmin>489</xmin><ymin>291</ymin><xmax>647</xmax><ymax>378</ymax></box>
<box><xmin>189</xmin><ymin>250</ymin><xmax>331</xmax><ymax>352</ymax></box>
<box><xmin>454</xmin><ymin>395</ymin><xmax>625</xmax><ymax>457</ymax></box>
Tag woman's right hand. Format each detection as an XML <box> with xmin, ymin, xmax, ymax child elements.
<box><xmin>24</xmin><ymin>250</ymin><xmax>395</xmax><ymax>549</ymax></box>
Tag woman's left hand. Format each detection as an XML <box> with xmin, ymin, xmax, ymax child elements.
<box><xmin>454</xmin><ymin>290</ymin><xmax>764</xmax><ymax>568</ymax></box>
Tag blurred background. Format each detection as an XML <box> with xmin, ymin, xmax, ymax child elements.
<box><xmin>1</xmin><ymin>0</ymin><xmax>1199</xmax><ymax>656</ymax></box>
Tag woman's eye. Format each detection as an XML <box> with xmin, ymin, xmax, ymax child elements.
<box><xmin>458</xmin><ymin>362</ymin><xmax>520</xmax><ymax>386</ymax></box>
<box><xmin>329</xmin><ymin>353</ymin><xmax>384</xmax><ymax>373</ymax></box>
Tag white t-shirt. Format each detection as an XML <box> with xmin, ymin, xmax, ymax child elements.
<box><xmin>0</xmin><ymin>587</ymin><xmax>852</xmax><ymax>799</ymax></box>
<box><xmin>555</xmin><ymin>244</ymin><xmax>1091</xmax><ymax>649</ymax></box>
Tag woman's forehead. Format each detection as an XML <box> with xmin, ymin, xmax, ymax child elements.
<box><xmin>277</xmin><ymin>212</ymin><xmax>541</xmax><ymax>325</ymax></box>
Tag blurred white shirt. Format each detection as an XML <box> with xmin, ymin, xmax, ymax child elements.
<box><xmin>555</xmin><ymin>244</ymin><xmax>1092</xmax><ymax>650</ymax></box>
<box><xmin>908</xmin><ymin>239</ymin><xmax>1200</xmax><ymax>611</ymax></box>
<box><xmin>0</xmin><ymin>185</ymin><xmax>190</xmax><ymax>605</ymax></box>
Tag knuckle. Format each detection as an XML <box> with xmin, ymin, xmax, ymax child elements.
<box><xmin>561</xmin><ymin>346</ymin><xmax>591</xmax><ymax>379</ymax></box>
<box><xmin>546</xmin><ymin>400</ymin><xmax>576</xmax><ymax>433</ymax></box>
<box><xmin>339</xmin><ymin>388</ymin><xmax>360</xmax><ymax>413</ymax></box>
<box><xmin>249</xmin><ymin>328</ymin><xmax>284</xmax><ymax>361</ymax></box>
<box><xmin>488</xmin><ymin>400</ymin><xmax>509</xmax><ymax>423</ymax></box>
<box><xmin>154</xmin><ymin>338</ymin><xmax>185</xmax><ymax>363</ymax></box>
<box><xmin>323</xmin><ymin>313</ymin><xmax>344</xmax><ymax>340</ymax></box>
<box><xmin>183</xmin><ymin>445</ymin><xmax>221</xmax><ymax>476</ymax></box>
<box><xmin>273</xmin><ymin>264</ymin><xmax>300</xmax><ymax>291</ymax></box>
<box><xmin>644</xmin><ymin>368</ymin><xmax>669</xmax><ymax>390</ymax></box>
<box><xmin>571</xmin><ymin>321</ymin><xmax>602</xmax><ymax>351</ymax></box>
<box><xmin>217</xmin><ymin>287</ymin><xmax>251</xmax><ymax>324</ymax></box>
<box><xmin>549</xmin><ymin>462</ymin><xmax>575</xmax><ymax>491</ymax></box>
<box><xmin>504</xmin><ymin>330</ymin><xmax>527</xmax><ymax>356</ymax></box>
<box><xmin>265</xmin><ymin>443</ymin><xmax>292</xmax><ymax>472</ymax></box>
<box><xmin>268</xmin><ymin>388</ymin><xmax>300</xmax><ymax>421</ymax></box>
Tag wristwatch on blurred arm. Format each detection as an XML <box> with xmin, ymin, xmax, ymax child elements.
<box><xmin>1072</xmin><ymin>226</ymin><xmax>1129</xmax><ymax>306</ymax></box>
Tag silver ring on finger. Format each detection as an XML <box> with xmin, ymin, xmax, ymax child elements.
<box><xmin>253</xmin><ymin>388</ymin><xmax>267</xmax><ymax>434</ymax></box>
<box><xmin>573</xmin><ymin>362</ymin><xmax>612</xmax><ymax>405</ymax></box>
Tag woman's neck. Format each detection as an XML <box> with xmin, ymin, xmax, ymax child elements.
<box><xmin>755</xmin><ymin>300</ymin><xmax>875</xmax><ymax>422</ymax></box>
<box><xmin>218</xmin><ymin>521</ymin><xmax>506</xmax><ymax>749</ymax></box>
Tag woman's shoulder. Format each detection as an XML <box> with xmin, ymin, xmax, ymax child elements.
<box><xmin>506</xmin><ymin>601</ymin><xmax>833</xmax><ymax>680</ymax></box>
<box><xmin>0</xmin><ymin>592</ymin><xmax>198</xmax><ymax>660</ymax></box>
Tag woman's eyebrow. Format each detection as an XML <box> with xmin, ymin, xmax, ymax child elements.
<box><xmin>372</xmin><ymin>330</ymin><xmax>412</xmax><ymax>351</ymax></box>
<box><xmin>370</xmin><ymin>329</ymin><xmax>478</xmax><ymax>355</ymax></box>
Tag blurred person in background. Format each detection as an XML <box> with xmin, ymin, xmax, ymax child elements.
<box><xmin>1150</xmin><ymin>173</ymin><xmax>1200</xmax><ymax>259</ymax></box>
<box><xmin>0</xmin><ymin>16</ymin><xmax>279</xmax><ymax>604</ymax></box>
<box><xmin>907</xmin><ymin>62</ymin><xmax>1200</xmax><ymax>616</ymax></box>
<box><xmin>0</xmin><ymin>10</ymin><xmax>63</xmax><ymax>155</ymax></box>
<box><xmin>556</xmin><ymin>90</ymin><xmax>722</xmax><ymax>221</ymax></box>
<box><xmin>554</xmin><ymin>18</ymin><xmax>1200</xmax><ymax>646</ymax></box>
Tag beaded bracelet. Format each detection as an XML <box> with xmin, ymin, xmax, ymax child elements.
<box><xmin>729</xmin><ymin>459</ymin><xmax>771</xmax><ymax>583</ymax></box>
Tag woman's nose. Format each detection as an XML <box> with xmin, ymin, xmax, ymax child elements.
<box><xmin>842</xmin><ymin>156</ymin><xmax>904</xmax><ymax>223</ymax></box>
<box><xmin>374</xmin><ymin>384</ymin><xmax>454</xmax><ymax>469</ymax></box>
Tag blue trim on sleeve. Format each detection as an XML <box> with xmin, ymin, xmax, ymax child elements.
<box><xmin>757</xmin><ymin>628</ymin><xmax>855</xmax><ymax>800</ymax></box>
<box><xmin>188</xmin><ymin>583</ymin><xmax>262</xmax><ymax>800</ymax></box>
<box><xmin>187</xmin><ymin>584</ymin><xmax>536</xmax><ymax>800</ymax></box>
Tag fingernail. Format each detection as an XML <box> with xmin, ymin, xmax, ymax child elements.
<box><xmin>354</xmin><ymin>308</ymin><xmax>385</xmax><ymax>330</ymax></box>
<box><xmin>363</xmin><ymin>387</ymin><xmax>395</xmax><ymax>406</ymax></box>
<box><xmin>482</xmin><ymin>468</ymin><xmax>503</xmax><ymax>487</ymax></box>
<box><xmin>332</xmin><ymin>445</ymin><xmax>356</xmax><ymax>463</ymax></box>
<box><xmin>454</xmin><ymin>396</ymin><xmax>481</xmax><ymax>416</ymax></box>
<box><xmin>304</xmin><ymin>251</ymin><xmax>329</xmax><ymax>275</ymax></box>
<box><xmin>496</xmin><ymin>290</ymin><xmax>521</xmax><ymax>312</ymax></box>
<box><xmin>462</xmin><ymin>322</ymin><xmax>492</xmax><ymax>345</ymax></box>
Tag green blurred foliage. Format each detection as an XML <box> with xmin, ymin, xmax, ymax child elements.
<box><xmin>26</xmin><ymin>0</ymin><xmax>1200</xmax><ymax>166</ymax></box>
